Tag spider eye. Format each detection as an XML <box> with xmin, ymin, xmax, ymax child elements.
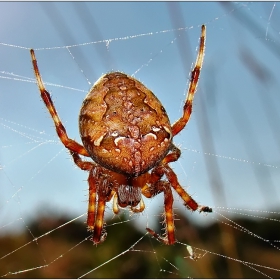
<box><xmin>117</xmin><ymin>185</ymin><xmax>141</xmax><ymax>207</ymax></box>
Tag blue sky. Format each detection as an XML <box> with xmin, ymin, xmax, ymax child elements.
<box><xmin>1</xmin><ymin>2</ymin><xmax>280</xmax><ymax>234</ymax></box>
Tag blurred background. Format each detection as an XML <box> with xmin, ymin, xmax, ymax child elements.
<box><xmin>1</xmin><ymin>2</ymin><xmax>280</xmax><ymax>278</ymax></box>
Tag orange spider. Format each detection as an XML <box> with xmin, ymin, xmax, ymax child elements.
<box><xmin>30</xmin><ymin>25</ymin><xmax>211</xmax><ymax>245</ymax></box>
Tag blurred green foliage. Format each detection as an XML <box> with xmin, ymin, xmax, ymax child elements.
<box><xmin>1</xmin><ymin>210</ymin><xmax>280</xmax><ymax>278</ymax></box>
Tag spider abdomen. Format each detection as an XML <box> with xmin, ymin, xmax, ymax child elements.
<box><xmin>79</xmin><ymin>72</ymin><xmax>173</xmax><ymax>177</ymax></box>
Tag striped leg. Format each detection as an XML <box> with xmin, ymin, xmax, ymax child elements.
<box><xmin>30</xmin><ymin>49</ymin><xmax>89</xmax><ymax>157</ymax></box>
<box><xmin>172</xmin><ymin>25</ymin><xmax>206</xmax><ymax>136</ymax></box>
<box><xmin>143</xmin><ymin>180</ymin><xmax>176</xmax><ymax>245</ymax></box>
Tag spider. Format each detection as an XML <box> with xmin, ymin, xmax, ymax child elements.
<box><xmin>30</xmin><ymin>24</ymin><xmax>211</xmax><ymax>245</ymax></box>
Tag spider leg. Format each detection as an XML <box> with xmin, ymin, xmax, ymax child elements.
<box><xmin>171</xmin><ymin>25</ymin><xmax>206</xmax><ymax>136</ymax></box>
<box><xmin>92</xmin><ymin>190</ymin><xmax>107</xmax><ymax>244</ymax></box>
<box><xmin>68</xmin><ymin>152</ymin><xmax>98</xmax><ymax>234</ymax></box>
<box><xmin>69</xmin><ymin>152</ymin><xmax>114</xmax><ymax>244</ymax></box>
<box><xmin>30</xmin><ymin>49</ymin><xmax>89</xmax><ymax>157</ymax></box>
<box><xmin>90</xmin><ymin>167</ymin><xmax>115</xmax><ymax>244</ymax></box>
<box><xmin>143</xmin><ymin>180</ymin><xmax>175</xmax><ymax>245</ymax></box>
<box><xmin>71</xmin><ymin>151</ymin><xmax>95</xmax><ymax>171</ymax></box>
<box><xmin>163</xmin><ymin>164</ymin><xmax>212</xmax><ymax>213</ymax></box>
<box><xmin>88</xmin><ymin>167</ymin><xmax>114</xmax><ymax>244</ymax></box>
<box><xmin>161</xmin><ymin>143</ymin><xmax>181</xmax><ymax>165</ymax></box>
<box><xmin>144</xmin><ymin>162</ymin><xmax>211</xmax><ymax>245</ymax></box>
<box><xmin>87</xmin><ymin>168</ymin><xmax>97</xmax><ymax>232</ymax></box>
<box><xmin>69</xmin><ymin>154</ymin><xmax>101</xmax><ymax>240</ymax></box>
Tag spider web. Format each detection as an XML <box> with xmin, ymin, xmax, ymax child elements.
<box><xmin>1</xmin><ymin>2</ymin><xmax>280</xmax><ymax>278</ymax></box>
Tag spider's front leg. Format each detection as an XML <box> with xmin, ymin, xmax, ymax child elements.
<box><xmin>30</xmin><ymin>49</ymin><xmax>89</xmax><ymax>157</ymax></box>
<box><xmin>171</xmin><ymin>25</ymin><xmax>206</xmax><ymax>136</ymax></box>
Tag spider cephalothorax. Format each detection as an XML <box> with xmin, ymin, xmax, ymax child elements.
<box><xmin>30</xmin><ymin>25</ymin><xmax>211</xmax><ymax>245</ymax></box>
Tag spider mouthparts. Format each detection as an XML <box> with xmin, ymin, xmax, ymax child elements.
<box><xmin>117</xmin><ymin>185</ymin><xmax>142</xmax><ymax>207</ymax></box>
